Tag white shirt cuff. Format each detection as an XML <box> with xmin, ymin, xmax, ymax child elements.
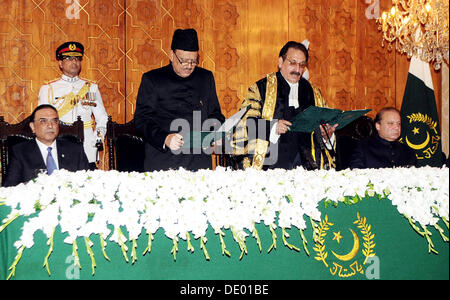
<box><xmin>269</xmin><ymin>122</ymin><xmax>280</xmax><ymax>144</ymax></box>
<box><xmin>323</xmin><ymin>133</ymin><xmax>335</xmax><ymax>150</ymax></box>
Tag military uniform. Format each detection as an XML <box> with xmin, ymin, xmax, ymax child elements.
<box><xmin>38</xmin><ymin>75</ymin><xmax>107</xmax><ymax>163</ymax></box>
<box><xmin>37</xmin><ymin>41</ymin><xmax>108</xmax><ymax>164</ymax></box>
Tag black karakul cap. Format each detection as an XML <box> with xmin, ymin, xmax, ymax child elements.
<box><xmin>171</xmin><ymin>28</ymin><xmax>199</xmax><ymax>51</ymax></box>
<box><xmin>56</xmin><ymin>41</ymin><xmax>84</xmax><ymax>60</ymax></box>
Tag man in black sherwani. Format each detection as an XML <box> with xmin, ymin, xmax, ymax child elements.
<box><xmin>349</xmin><ymin>107</ymin><xmax>417</xmax><ymax>169</ymax></box>
<box><xmin>134</xmin><ymin>28</ymin><xmax>225</xmax><ymax>171</ymax></box>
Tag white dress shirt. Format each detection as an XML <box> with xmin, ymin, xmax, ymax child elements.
<box><xmin>269</xmin><ymin>77</ymin><xmax>334</xmax><ymax>149</ymax></box>
<box><xmin>269</xmin><ymin>80</ymin><xmax>299</xmax><ymax>143</ymax></box>
<box><xmin>35</xmin><ymin>138</ymin><xmax>59</xmax><ymax>170</ymax></box>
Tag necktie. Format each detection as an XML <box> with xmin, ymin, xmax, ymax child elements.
<box><xmin>46</xmin><ymin>147</ymin><xmax>57</xmax><ymax>175</ymax></box>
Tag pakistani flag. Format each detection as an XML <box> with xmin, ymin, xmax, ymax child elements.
<box><xmin>400</xmin><ymin>55</ymin><xmax>443</xmax><ymax>167</ymax></box>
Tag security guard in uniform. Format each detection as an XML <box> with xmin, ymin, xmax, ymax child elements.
<box><xmin>38</xmin><ymin>41</ymin><xmax>108</xmax><ymax>170</ymax></box>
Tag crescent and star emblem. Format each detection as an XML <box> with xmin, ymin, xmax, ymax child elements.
<box><xmin>331</xmin><ymin>228</ymin><xmax>360</xmax><ymax>261</ymax></box>
<box><xmin>313</xmin><ymin>213</ymin><xmax>376</xmax><ymax>278</ymax></box>
<box><xmin>402</xmin><ymin>113</ymin><xmax>442</xmax><ymax>160</ymax></box>
<box><xmin>405</xmin><ymin>131</ymin><xmax>430</xmax><ymax>150</ymax></box>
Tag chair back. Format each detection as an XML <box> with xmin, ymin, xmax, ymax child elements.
<box><xmin>0</xmin><ymin>115</ymin><xmax>84</xmax><ymax>186</ymax></box>
<box><xmin>59</xmin><ymin>116</ymin><xmax>84</xmax><ymax>144</ymax></box>
<box><xmin>335</xmin><ymin>115</ymin><xmax>376</xmax><ymax>170</ymax></box>
<box><xmin>106</xmin><ymin>116</ymin><xmax>145</xmax><ymax>172</ymax></box>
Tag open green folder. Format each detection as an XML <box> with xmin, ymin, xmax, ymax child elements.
<box><xmin>181</xmin><ymin>105</ymin><xmax>251</xmax><ymax>149</ymax></box>
<box><xmin>289</xmin><ymin>106</ymin><xmax>372</xmax><ymax>133</ymax></box>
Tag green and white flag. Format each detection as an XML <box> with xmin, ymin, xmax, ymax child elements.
<box><xmin>400</xmin><ymin>55</ymin><xmax>443</xmax><ymax>167</ymax></box>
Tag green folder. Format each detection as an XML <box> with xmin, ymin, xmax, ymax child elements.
<box><xmin>181</xmin><ymin>105</ymin><xmax>251</xmax><ymax>149</ymax></box>
<box><xmin>290</xmin><ymin>106</ymin><xmax>372</xmax><ymax>133</ymax></box>
<box><xmin>181</xmin><ymin>131</ymin><xmax>226</xmax><ymax>150</ymax></box>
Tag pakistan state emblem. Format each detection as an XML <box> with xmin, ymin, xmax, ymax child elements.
<box><xmin>399</xmin><ymin>112</ymin><xmax>441</xmax><ymax>160</ymax></box>
<box><xmin>313</xmin><ymin>213</ymin><xmax>376</xmax><ymax>278</ymax></box>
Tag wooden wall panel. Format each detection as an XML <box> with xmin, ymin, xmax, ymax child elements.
<box><xmin>0</xmin><ymin>0</ymin><xmax>444</xmax><ymax>147</ymax></box>
<box><xmin>288</xmin><ymin>0</ymin><xmax>396</xmax><ymax>119</ymax></box>
<box><xmin>0</xmin><ymin>0</ymin><xmax>126</xmax><ymax>123</ymax></box>
<box><xmin>124</xmin><ymin>0</ymin><xmax>165</xmax><ymax>122</ymax></box>
<box><xmin>211</xmin><ymin>0</ymin><xmax>249</xmax><ymax>117</ymax></box>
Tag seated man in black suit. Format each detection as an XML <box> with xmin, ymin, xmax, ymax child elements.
<box><xmin>349</xmin><ymin>107</ymin><xmax>416</xmax><ymax>169</ymax></box>
<box><xmin>3</xmin><ymin>104</ymin><xmax>89</xmax><ymax>187</ymax></box>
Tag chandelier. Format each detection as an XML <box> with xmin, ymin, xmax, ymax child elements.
<box><xmin>377</xmin><ymin>0</ymin><xmax>449</xmax><ymax>70</ymax></box>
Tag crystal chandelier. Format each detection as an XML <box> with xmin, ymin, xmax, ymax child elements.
<box><xmin>377</xmin><ymin>0</ymin><xmax>449</xmax><ymax>70</ymax></box>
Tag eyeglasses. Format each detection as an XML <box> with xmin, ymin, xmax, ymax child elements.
<box><xmin>285</xmin><ymin>57</ymin><xmax>307</xmax><ymax>69</ymax></box>
<box><xmin>63</xmin><ymin>56</ymin><xmax>82</xmax><ymax>62</ymax></box>
<box><xmin>173</xmin><ymin>51</ymin><xmax>199</xmax><ymax>67</ymax></box>
<box><xmin>36</xmin><ymin>118</ymin><xmax>59</xmax><ymax>126</ymax></box>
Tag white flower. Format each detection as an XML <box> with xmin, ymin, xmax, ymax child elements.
<box><xmin>0</xmin><ymin>166</ymin><xmax>447</xmax><ymax>258</ymax></box>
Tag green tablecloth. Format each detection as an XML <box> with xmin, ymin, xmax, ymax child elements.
<box><xmin>1</xmin><ymin>196</ymin><xmax>448</xmax><ymax>280</ymax></box>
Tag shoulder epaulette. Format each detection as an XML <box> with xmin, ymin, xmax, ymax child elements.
<box><xmin>45</xmin><ymin>78</ymin><xmax>60</xmax><ymax>85</ymax></box>
<box><xmin>79</xmin><ymin>77</ymin><xmax>97</xmax><ymax>84</ymax></box>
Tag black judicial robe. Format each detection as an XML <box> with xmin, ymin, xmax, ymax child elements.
<box><xmin>349</xmin><ymin>135</ymin><xmax>417</xmax><ymax>169</ymax></box>
<box><xmin>246</xmin><ymin>72</ymin><xmax>317</xmax><ymax>170</ymax></box>
<box><xmin>134</xmin><ymin>64</ymin><xmax>225</xmax><ymax>171</ymax></box>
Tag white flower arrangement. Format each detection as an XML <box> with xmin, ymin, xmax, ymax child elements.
<box><xmin>0</xmin><ymin>166</ymin><xmax>448</xmax><ymax>279</ymax></box>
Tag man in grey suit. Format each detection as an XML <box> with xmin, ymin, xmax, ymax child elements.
<box><xmin>3</xmin><ymin>104</ymin><xmax>89</xmax><ymax>187</ymax></box>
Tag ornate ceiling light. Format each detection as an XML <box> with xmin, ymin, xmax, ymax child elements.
<box><xmin>377</xmin><ymin>0</ymin><xmax>449</xmax><ymax>70</ymax></box>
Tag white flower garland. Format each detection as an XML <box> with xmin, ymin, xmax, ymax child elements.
<box><xmin>0</xmin><ymin>166</ymin><xmax>448</xmax><ymax>278</ymax></box>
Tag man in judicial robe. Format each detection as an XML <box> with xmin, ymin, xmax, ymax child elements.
<box><xmin>349</xmin><ymin>107</ymin><xmax>417</xmax><ymax>169</ymax></box>
<box><xmin>232</xmin><ymin>41</ymin><xmax>337</xmax><ymax>170</ymax></box>
<box><xmin>134</xmin><ymin>28</ymin><xmax>225</xmax><ymax>171</ymax></box>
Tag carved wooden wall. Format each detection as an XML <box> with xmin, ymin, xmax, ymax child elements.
<box><xmin>0</xmin><ymin>0</ymin><xmax>443</xmax><ymax>132</ymax></box>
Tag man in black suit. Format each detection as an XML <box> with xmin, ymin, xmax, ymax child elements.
<box><xmin>349</xmin><ymin>107</ymin><xmax>417</xmax><ymax>169</ymax></box>
<box><xmin>134</xmin><ymin>28</ymin><xmax>225</xmax><ymax>171</ymax></box>
<box><xmin>3</xmin><ymin>104</ymin><xmax>89</xmax><ymax>187</ymax></box>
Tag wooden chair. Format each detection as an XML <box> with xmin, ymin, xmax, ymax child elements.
<box><xmin>214</xmin><ymin>147</ymin><xmax>240</xmax><ymax>170</ymax></box>
<box><xmin>334</xmin><ymin>115</ymin><xmax>376</xmax><ymax>170</ymax></box>
<box><xmin>217</xmin><ymin>115</ymin><xmax>376</xmax><ymax>171</ymax></box>
<box><xmin>0</xmin><ymin>115</ymin><xmax>84</xmax><ymax>186</ymax></box>
<box><xmin>106</xmin><ymin>116</ymin><xmax>145</xmax><ymax>172</ymax></box>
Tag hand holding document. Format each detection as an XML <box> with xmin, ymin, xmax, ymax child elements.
<box><xmin>182</xmin><ymin>105</ymin><xmax>251</xmax><ymax>150</ymax></box>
